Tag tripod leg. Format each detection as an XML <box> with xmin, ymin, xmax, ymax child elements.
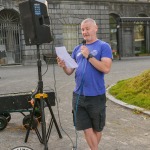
<box><xmin>40</xmin><ymin>97</ymin><xmax>48</xmax><ymax>150</ymax></box>
<box><xmin>25</xmin><ymin>99</ymin><xmax>38</xmax><ymax>143</ymax></box>
<box><xmin>45</xmin><ymin>98</ymin><xmax>62</xmax><ymax>139</ymax></box>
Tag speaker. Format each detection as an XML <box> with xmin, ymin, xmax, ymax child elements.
<box><xmin>19</xmin><ymin>0</ymin><xmax>53</xmax><ymax>45</ymax></box>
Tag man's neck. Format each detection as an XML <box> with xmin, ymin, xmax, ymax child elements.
<box><xmin>86</xmin><ymin>38</ymin><xmax>98</xmax><ymax>44</ymax></box>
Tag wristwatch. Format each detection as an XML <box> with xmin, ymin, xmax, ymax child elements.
<box><xmin>87</xmin><ymin>53</ymin><xmax>93</xmax><ymax>61</ymax></box>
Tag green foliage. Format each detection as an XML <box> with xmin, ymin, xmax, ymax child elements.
<box><xmin>109</xmin><ymin>70</ymin><xmax>150</xmax><ymax>110</ymax></box>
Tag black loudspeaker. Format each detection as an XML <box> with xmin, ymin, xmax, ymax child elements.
<box><xmin>19</xmin><ymin>0</ymin><xmax>53</xmax><ymax>45</ymax></box>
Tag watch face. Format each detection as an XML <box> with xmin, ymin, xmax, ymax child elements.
<box><xmin>87</xmin><ymin>53</ymin><xmax>93</xmax><ymax>60</ymax></box>
<box><xmin>89</xmin><ymin>54</ymin><xmax>93</xmax><ymax>58</ymax></box>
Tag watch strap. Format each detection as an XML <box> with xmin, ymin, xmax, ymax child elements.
<box><xmin>87</xmin><ymin>54</ymin><xmax>93</xmax><ymax>60</ymax></box>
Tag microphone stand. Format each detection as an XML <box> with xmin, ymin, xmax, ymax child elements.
<box><xmin>24</xmin><ymin>44</ymin><xmax>62</xmax><ymax>150</ymax></box>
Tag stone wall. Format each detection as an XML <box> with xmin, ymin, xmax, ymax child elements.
<box><xmin>0</xmin><ymin>0</ymin><xmax>150</xmax><ymax>64</ymax></box>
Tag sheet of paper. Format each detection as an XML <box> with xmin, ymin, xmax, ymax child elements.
<box><xmin>55</xmin><ymin>46</ymin><xmax>78</xmax><ymax>68</ymax></box>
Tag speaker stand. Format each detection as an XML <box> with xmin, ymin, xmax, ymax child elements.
<box><xmin>24</xmin><ymin>45</ymin><xmax>62</xmax><ymax>150</ymax></box>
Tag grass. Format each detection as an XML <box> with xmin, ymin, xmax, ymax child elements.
<box><xmin>109</xmin><ymin>70</ymin><xmax>150</xmax><ymax>110</ymax></box>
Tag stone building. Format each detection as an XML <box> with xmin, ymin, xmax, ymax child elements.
<box><xmin>0</xmin><ymin>0</ymin><xmax>150</xmax><ymax>65</ymax></box>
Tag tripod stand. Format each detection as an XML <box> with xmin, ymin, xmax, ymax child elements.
<box><xmin>24</xmin><ymin>45</ymin><xmax>62</xmax><ymax>150</ymax></box>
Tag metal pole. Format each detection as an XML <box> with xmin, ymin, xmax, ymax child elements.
<box><xmin>116</xmin><ymin>18</ymin><xmax>121</xmax><ymax>60</ymax></box>
<box><xmin>36</xmin><ymin>44</ymin><xmax>48</xmax><ymax>150</ymax></box>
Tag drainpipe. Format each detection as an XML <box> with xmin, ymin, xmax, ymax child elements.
<box><xmin>116</xmin><ymin>17</ymin><xmax>121</xmax><ymax>60</ymax></box>
<box><xmin>146</xmin><ymin>21</ymin><xmax>150</xmax><ymax>53</ymax></box>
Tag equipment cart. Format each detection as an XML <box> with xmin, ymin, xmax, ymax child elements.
<box><xmin>0</xmin><ymin>91</ymin><xmax>55</xmax><ymax>131</ymax></box>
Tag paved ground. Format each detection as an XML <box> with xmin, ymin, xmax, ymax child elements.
<box><xmin>0</xmin><ymin>56</ymin><xmax>150</xmax><ymax>150</ymax></box>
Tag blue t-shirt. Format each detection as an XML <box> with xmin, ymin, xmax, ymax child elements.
<box><xmin>72</xmin><ymin>39</ymin><xmax>112</xmax><ymax>96</ymax></box>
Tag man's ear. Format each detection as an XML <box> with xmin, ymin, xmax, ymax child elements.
<box><xmin>95</xmin><ymin>25</ymin><xmax>98</xmax><ymax>32</ymax></box>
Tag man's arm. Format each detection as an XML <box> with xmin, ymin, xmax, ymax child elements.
<box><xmin>81</xmin><ymin>45</ymin><xmax>112</xmax><ymax>74</ymax></box>
<box><xmin>88</xmin><ymin>57</ymin><xmax>112</xmax><ymax>74</ymax></box>
<box><xmin>56</xmin><ymin>57</ymin><xmax>75</xmax><ymax>75</ymax></box>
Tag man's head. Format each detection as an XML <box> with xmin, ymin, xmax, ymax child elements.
<box><xmin>81</xmin><ymin>18</ymin><xmax>98</xmax><ymax>44</ymax></box>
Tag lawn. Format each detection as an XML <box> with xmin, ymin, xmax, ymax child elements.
<box><xmin>109</xmin><ymin>70</ymin><xmax>150</xmax><ymax>110</ymax></box>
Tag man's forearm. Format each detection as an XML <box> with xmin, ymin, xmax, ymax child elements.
<box><xmin>63</xmin><ymin>66</ymin><xmax>75</xmax><ymax>75</ymax></box>
<box><xmin>88</xmin><ymin>57</ymin><xmax>112</xmax><ymax>74</ymax></box>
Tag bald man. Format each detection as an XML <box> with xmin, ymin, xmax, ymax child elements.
<box><xmin>57</xmin><ymin>18</ymin><xmax>112</xmax><ymax>150</ymax></box>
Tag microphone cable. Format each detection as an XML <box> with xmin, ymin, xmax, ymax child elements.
<box><xmin>73</xmin><ymin>41</ymin><xmax>88</xmax><ymax>149</ymax></box>
<box><xmin>48</xmin><ymin>18</ymin><xmax>76</xmax><ymax>149</ymax></box>
<box><xmin>51</xmin><ymin>54</ymin><xmax>76</xmax><ymax>149</ymax></box>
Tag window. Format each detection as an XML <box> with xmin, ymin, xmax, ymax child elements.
<box><xmin>134</xmin><ymin>22</ymin><xmax>146</xmax><ymax>54</ymax></box>
<box><xmin>63</xmin><ymin>24</ymin><xmax>79</xmax><ymax>53</ymax></box>
<box><xmin>134</xmin><ymin>23</ymin><xmax>144</xmax><ymax>41</ymax></box>
<box><xmin>109</xmin><ymin>14</ymin><xmax>119</xmax><ymax>51</ymax></box>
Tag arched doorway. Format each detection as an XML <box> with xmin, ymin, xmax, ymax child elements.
<box><xmin>109</xmin><ymin>13</ymin><xmax>120</xmax><ymax>58</ymax></box>
<box><xmin>0</xmin><ymin>9</ymin><xmax>21</xmax><ymax>64</ymax></box>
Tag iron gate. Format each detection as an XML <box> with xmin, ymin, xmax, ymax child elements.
<box><xmin>0</xmin><ymin>22</ymin><xmax>21</xmax><ymax>64</ymax></box>
<box><xmin>0</xmin><ymin>9</ymin><xmax>21</xmax><ymax>65</ymax></box>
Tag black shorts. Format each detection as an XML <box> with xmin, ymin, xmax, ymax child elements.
<box><xmin>72</xmin><ymin>92</ymin><xmax>106</xmax><ymax>132</ymax></box>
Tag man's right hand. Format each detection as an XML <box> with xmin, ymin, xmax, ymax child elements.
<box><xmin>57</xmin><ymin>57</ymin><xmax>66</xmax><ymax>68</ymax></box>
<box><xmin>57</xmin><ymin>57</ymin><xmax>75</xmax><ymax>75</ymax></box>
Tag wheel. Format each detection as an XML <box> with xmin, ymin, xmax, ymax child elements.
<box><xmin>23</xmin><ymin>115</ymin><xmax>38</xmax><ymax>130</ymax></box>
<box><xmin>34</xmin><ymin>110</ymin><xmax>41</xmax><ymax>123</ymax></box>
<box><xmin>0</xmin><ymin>112</ymin><xmax>11</xmax><ymax>122</ymax></box>
<box><xmin>0</xmin><ymin>115</ymin><xmax>8</xmax><ymax>130</ymax></box>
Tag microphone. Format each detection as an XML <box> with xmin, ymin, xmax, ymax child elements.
<box><xmin>82</xmin><ymin>39</ymin><xmax>86</xmax><ymax>45</ymax></box>
<box><xmin>81</xmin><ymin>40</ymin><xmax>86</xmax><ymax>58</ymax></box>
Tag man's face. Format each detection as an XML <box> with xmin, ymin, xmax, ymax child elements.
<box><xmin>81</xmin><ymin>22</ymin><xmax>98</xmax><ymax>43</ymax></box>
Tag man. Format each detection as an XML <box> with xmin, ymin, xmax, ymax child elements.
<box><xmin>57</xmin><ymin>18</ymin><xmax>112</xmax><ymax>150</ymax></box>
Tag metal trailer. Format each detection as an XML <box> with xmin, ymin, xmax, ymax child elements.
<box><xmin>0</xmin><ymin>91</ymin><xmax>55</xmax><ymax>130</ymax></box>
